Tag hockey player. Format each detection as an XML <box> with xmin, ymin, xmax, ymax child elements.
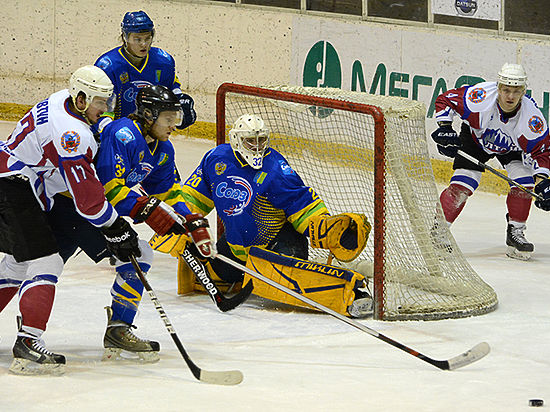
<box><xmin>152</xmin><ymin>114</ymin><xmax>373</xmax><ymax>318</ymax></box>
<box><xmin>432</xmin><ymin>63</ymin><xmax>550</xmax><ymax>260</ymax></box>
<box><xmin>0</xmin><ymin>65</ymin><xmax>142</xmax><ymax>375</ymax></box>
<box><xmin>93</xmin><ymin>10</ymin><xmax>196</xmax><ymax>134</ymax></box>
<box><xmin>93</xmin><ymin>84</ymin><xmax>215</xmax><ymax>360</ymax></box>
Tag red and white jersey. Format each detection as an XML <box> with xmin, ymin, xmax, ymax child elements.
<box><xmin>0</xmin><ymin>89</ymin><xmax>117</xmax><ymax>227</ymax></box>
<box><xmin>435</xmin><ymin>81</ymin><xmax>550</xmax><ymax>177</ymax></box>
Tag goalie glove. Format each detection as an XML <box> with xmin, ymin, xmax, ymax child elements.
<box><xmin>309</xmin><ymin>213</ymin><xmax>371</xmax><ymax>262</ymax></box>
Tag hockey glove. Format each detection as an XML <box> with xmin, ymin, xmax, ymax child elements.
<box><xmin>130</xmin><ymin>196</ymin><xmax>186</xmax><ymax>236</ymax></box>
<box><xmin>176</xmin><ymin>94</ymin><xmax>197</xmax><ymax>130</ymax></box>
<box><xmin>431</xmin><ymin>122</ymin><xmax>461</xmax><ymax>158</ymax></box>
<box><xmin>181</xmin><ymin>213</ymin><xmax>216</xmax><ymax>258</ymax></box>
<box><xmin>101</xmin><ymin>217</ymin><xmax>141</xmax><ymax>262</ymax></box>
<box><xmin>534</xmin><ymin>179</ymin><xmax>550</xmax><ymax>211</ymax></box>
<box><xmin>90</xmin><ymin>115</ymin><xmax>113</xmax><ymax>141</ymax></box>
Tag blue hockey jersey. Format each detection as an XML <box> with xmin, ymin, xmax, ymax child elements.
<box><xmin>181</xmin><ymin>144</ymin><xmax>329</xmax><ymax>261</ymax></box>
<box><xmin>95</xmin><ymin>117</ymin><xmax>191</xmax><ymax>217</ymax></box>
<box><xmin>95</xmin><ymin>46</ymin><xmax>181</xmax><ymax>119</ymax></box>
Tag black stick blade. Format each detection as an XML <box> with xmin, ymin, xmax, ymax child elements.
<box><xmin>217</xmin><ymin>281</ymin><xmax>254</xmax><ymax>312</ymax></box>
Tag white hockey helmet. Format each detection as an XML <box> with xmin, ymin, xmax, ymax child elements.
<box><xmin>229</xmin><ymin>114</ymin><xmax>270</xmax><ymax>169</ymax></box>
<box><xmin>69</xmin><ymin>65</ymin><xmax>115</xmax><ymax>112</ymax></box>
<box><xmin>497</xmin><ymin>63</ymin><xmax>527</xmax><ymax>88</ymax></box>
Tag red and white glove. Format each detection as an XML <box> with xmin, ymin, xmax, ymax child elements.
<box><xmin>182</xmin><ymin>213</ymin><xmax>216</xmax><ymax>258</ymax></box>
<box><xmin>130</xmin><ymin>196</ymin><xmax>185</xmax><ymax>236</ymax></box>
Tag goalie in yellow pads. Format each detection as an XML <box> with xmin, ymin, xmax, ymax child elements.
<box><xmin>151</xmin><ymin>114</ymin><xmax>373</xmax><ymax>317</ymax></box>
<box><xmin>245</xmin><ymin>247</ymin><xmax>371</xmax><ymax>317</ymax></box>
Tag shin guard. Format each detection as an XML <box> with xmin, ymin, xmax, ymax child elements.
<box><xmin>0</xmin><ymin>286</ymin><xmax>19</xmax><ymax>312</ymax></box>
<box><xmin>439</xmin><ymin>184</ymin><xmax>473</xmax><ymax>223</ymax></box>
<box><xmin>506</xmin><ymin>187</ymin><xmax>532</xmax><ymax>223</ymax></box>
<box><xmin>19</xmin><ymin>282</ymin><xmax>56</xmax><ymax>332</ymax></box>
<box><xmin>110</xmin><ymin>271</ymin><xmax>144</xmax><ymax>325</ymax></box>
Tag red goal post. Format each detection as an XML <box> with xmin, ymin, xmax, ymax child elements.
<box><xmin>216</xmin><ymin>82</ymin><xmax>498</xmax><ymax>321</ymax></box>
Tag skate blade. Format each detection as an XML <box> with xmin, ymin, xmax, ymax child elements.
<box><xmin>506</xmin><ymin>246</ymin><xmax>532</xmax><ymax>261</ymax></box>
<box><xmin>102</xmin><ymin>347</ymin><xmax>160</xmax><ymax>363</ymax></box>
<box><xmin>9</xmin><ymin>358</ymin><xmax>65</xmax><ymax>376</ymax></box>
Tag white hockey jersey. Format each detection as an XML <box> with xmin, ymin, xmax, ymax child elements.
<box><xmin>435</xmin><ymin>81</ymin><xmax>550</xmax><ymax>177</ymax></box>
<box><xmin>0</xmin><ymin>89</ymin><xmax>117</xmax><ymax>227</ymax></box>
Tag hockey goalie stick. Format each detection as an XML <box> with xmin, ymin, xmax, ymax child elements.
<box><xmin>129</xmin><ymin>255</ymin><xmax>243</xmax><ymax>385</ymax></box>
<box><xmin>457</xmin><ymin>150</ymin><xmax>543</xmax><ymax>201</ymax></box>
<box><xmin>180</xmin><ymin>247</ymin><xmax>254</xmax><ymax>312</ymax></box>
<box><xmin>215</xmin><ymin>254</ymin><xmax>490</xmax><ymax>370</ymax></box>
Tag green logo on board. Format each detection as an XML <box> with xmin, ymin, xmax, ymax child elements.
<box><xmin>303</xmin><ymin>41</ymin><xmax>341</xmax><ymax>118</ymax></box>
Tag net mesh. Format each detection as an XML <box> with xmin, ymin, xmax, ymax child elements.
<box><xmin>219</xmin><ymin>84</ymin><xmax>498</xmax><ymax>321</ymax></box>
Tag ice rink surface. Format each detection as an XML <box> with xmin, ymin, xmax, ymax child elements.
<box><xmin>0</xmin><ymin>121</ymin><xmax>549</xmax><ymax>411</ymax></box>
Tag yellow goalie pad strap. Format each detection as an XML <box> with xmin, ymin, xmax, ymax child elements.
<box><xmin>149</xmin><ymin>233</ymin><xmax>191</xmax><ymax>258</ymax></box>
<box><xmin>309</xmin><ymin>213</ymin><xmax>371</xmax><ymax>262</ymax></box>
<box><xmin>244</xmin><ymin>247</ymin><xmax>366</xmax><ymax>316</ymax></box>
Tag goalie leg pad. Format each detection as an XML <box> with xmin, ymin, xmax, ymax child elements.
<box><xmin>309</xmin><ymin>213</ymin><xmax>371</xmax><ymax>262</ymax></box>
<box><xmin>245</xmin><ymin>247</ymin><xmax>366</xmax><ymax>316</ymax></box>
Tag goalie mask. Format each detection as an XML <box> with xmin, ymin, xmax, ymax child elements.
<box><xmin>69</xmin><ymin>65</ymin><xmax>115</xmax><ymax>113</ymax></box>
<box><xmin>229</xmin><ymin>114</ymin><xmax>270</xmax><ymax>169</ymax></box>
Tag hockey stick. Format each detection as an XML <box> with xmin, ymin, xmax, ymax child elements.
<box><xmin>129</xmin><ymin>255</ymin><xmax>243</xmax><ymax>385</ymax></box>
<box><xmin>457</xmin><ymin>150</ymin><xmax>543</xmax><ymax>201</ymax></box>
<box><xmin>215</xmin><ymin>254</ymin><xmax>490</xmax><ymax>370</ymax></box>
<box><xmin>180</xmin><ymin>247</ymin><xmax>254</xmax><ymax>312</ymax></box>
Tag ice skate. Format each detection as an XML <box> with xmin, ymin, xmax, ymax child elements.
<box><xmin>102</xmin><ymin>306</ymin><xmax>160</xmax><ymax>363</ymax></box>
<box><xmin>348</xmin><ymin>288</ymin><xmax>373</xmax><ymax>318</ymax></box>
<box><xmin>506</xmin><ymin>215</ymin><xmax>533</xmax><ymax>261</ymax></box>
<box><xmin>9</xmin><ymin>334</ymin><xmax>66</xmax><ymax>376</ymax></box>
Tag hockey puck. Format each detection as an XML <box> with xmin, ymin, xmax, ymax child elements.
<box><xmin>529</xmin><ymin>399</ymin><xmax>544</xmax><ymax>407</ymax></box>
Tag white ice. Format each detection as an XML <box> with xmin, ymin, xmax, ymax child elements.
<box><xmin>0</xmin><ymin>122</ymin><xmax>548</xmax><ymax>411</ymax></box>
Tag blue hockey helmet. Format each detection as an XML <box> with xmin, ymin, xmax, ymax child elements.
<box><xmin>121</xmin><ymin>11</ymin><xmax>155</xmax><ymax>36</ymax></box>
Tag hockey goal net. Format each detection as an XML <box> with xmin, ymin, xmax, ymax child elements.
<box><xmin>216</xmin><ymin>83</ymin><xmax>498</xmax><ymax>321</ymax></box>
